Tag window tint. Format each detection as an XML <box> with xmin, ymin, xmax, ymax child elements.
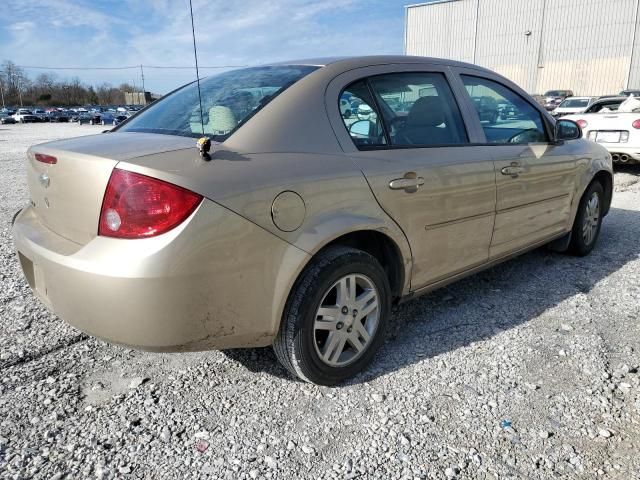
<box><xmin>462</xmin><ymin>75</ymin><xmax>548</xmax><ymax>144</ymax></box>
<box><xmin>369</xmin><ymin>72</ymin><xmax>468</xmax><ymax>146</ymax></box>
<box><xmin>340</xmin><ymin>80</ymin><xmax>386</xmax><ymax>148</ymax></box>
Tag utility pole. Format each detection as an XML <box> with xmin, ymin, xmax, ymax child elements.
<box><xmin>627</xmin><ymin>0</ymin><xmax>640</xmax><ymax>89</ymax></box>
<box><xmin>0</xmin><ymin>79</ymin><xmax>5</xmax><ymax>110</ymax></box>
<box><xmin>140</xmin><ymin>65</ymin><xmax>146</xmax><ymax>105</ymax></box>
<box><xmin>132</xmin><ymin>79</ymin><xmax>137</xmax><ymax>105</ymax></box>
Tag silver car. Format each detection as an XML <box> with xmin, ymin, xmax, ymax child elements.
<box><xmin>13</xmin><ymin>56</ymin><xmax>612</xmax><ymax>385</ymax></box>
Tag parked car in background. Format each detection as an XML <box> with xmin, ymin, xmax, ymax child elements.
<box><xmin>12</xmin><ymin>57</ymin><xmax>612</xmax><ymax>385</ymax></box>
<box><xmin>552</xmin><ymin>97</ymin><xmax>596</xmax><ymax>117</ymax></box>
<box><xmin>543</xmin><ymin>90</ymin><xmax>574</xmax><ymax>111</ymax></box>
<box><xmin>89</xmin><ymin>113</ymin><xmax>103</xmax><ymax>125</ymax></box>
<box><xmin>68</xmin><ymin>111</ymin><xmax>83</xmax><ymax>122</ymax></box>
<box><xmin>98</xmin><ymin>112</ymin><xmax>115</xmax><ymax>125</ymax></box>
<box><xmin>0</xmin><ymin>113</ymin><xmax>16</xmax><ymax>124</ymax></box>
<box><xmin>356</xmin><ymin>102</ymin><xmax>375</xmax><ymax>120</ymax></box>
<box><xmin>33</xmin><ymin>109</ymin><xmax>48</xmax><ymax>122</ymax></box>
<box><xmin>620</xmin><ymin>90</ymin><xmax>640</xmax><ymax>97</ymax></box>
<box><xmin>49</xmin><ymin>112</ymin><xmax>70</xmax><ymax>123</ymax></box>
<box><xmin>113</xmin><ymin>115</ymin><xmax>128</xmax><ymax>126</ymax></box>
<box><xmin>76</xmin><ymin>113</ymin><xmax>92</xmax><ymax>125</ymax></box>
<box><xmin>340</xmin><ymin>98</ymin><xmax>352</xmax><ymax>118</ymax></box>
<box><xmin>13</xmin><ymin>109</ymin><xmax>38</xmax><ymax>123</ymax></box>
<box><xmin>473</xmin><ymin>96</ymin><xmax>499</xmax><ymax>124</ymax></box>
<box><xmin>562</xmin><ymin>96</ymin><xmax>640</xmax><ymax>164</ymax></box>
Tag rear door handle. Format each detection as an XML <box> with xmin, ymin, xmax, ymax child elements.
<box><xmin>501</xmin><ymin>162</ymin><xmax>525</xmax><ymax>178</ymax></box>
<box><xmin>389</xmin><ymin>175</ymin><xmax>425</xmax><ymax>192</ymax></box>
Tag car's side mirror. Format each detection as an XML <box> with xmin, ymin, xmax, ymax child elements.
<box><xmin>349</xmin><ymin>120</ymin><xmax>372</xmax><ymax>138</ymax></box>
<box><xmin>555</xmin><ymin>119</ymin><xmax>581</xmax><ymax>141</ymax></box>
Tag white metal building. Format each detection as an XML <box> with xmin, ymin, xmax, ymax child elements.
<box><xmin>404</xmin><ymin>0</ymin><xmax>640</xmax><ymax>95</ymax></box>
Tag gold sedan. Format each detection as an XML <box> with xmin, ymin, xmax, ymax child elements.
<box><xmin>12</xmin><ymin>57</ymin><xmax>613</xmax><ymax>385</ymax></box>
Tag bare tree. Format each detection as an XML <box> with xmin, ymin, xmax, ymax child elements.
<box><xmin>1</xmin><ymin>59</ymin><xmax>147</xmax><ymax>107</ymax></box>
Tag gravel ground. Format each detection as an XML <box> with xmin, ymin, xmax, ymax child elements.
<box><xmin>1</xmin><ymin>123</ymin><xmax>640</xmax><ymax>480</ymax></box>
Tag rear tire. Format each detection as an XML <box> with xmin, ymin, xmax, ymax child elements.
<box><xmin>568</xmin><ymin>181</ymin><xmax>604</xmax><ymax>256</ymax></box>
<box><xmin>273</xmin><ymin>246</ymin><xmax>391</xmax><ymax>385</ymax></box>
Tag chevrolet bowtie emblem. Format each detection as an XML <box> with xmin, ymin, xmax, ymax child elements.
<box><xmin>39</xmin><ymin>173</ymin><xmax>50</xmax><ymax>188</ymax></box>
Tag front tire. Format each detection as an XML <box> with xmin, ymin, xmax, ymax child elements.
<box><xmin>273</xmin><ymin>246</ymin><xmax>391</xmax><ymax>385</ymax></box>
<box><xmin>568</xmin><ymin>181</ymin><xmax>604</xmax><ymax>256</ymax></box>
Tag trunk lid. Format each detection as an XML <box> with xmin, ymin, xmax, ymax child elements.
<box><xmin>27</xmin><ymin>132</ymin><xmax>195</xmax><ymax>245</ymax></box>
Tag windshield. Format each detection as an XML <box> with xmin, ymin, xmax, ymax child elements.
<box><xmin>544</xmin><ymin>91</ymin><xmax>566</xmax><ymax>97</ymax></box>
<box><xmin>118</xmin><ymin>65</ymin><xmax>319</xmax><ymax>140</ymax></box>
<box><xmin>559</xmin><ymin>98</ymin><xmax>589</xmax><ymax>108</ymax></box>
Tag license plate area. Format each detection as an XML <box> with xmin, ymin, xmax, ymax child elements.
<box><xmin>596</xmin><ymin>131</ymin><xmax>624</xmax><ymax>143</ymax></box>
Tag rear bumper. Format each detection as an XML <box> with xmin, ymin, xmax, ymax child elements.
<box><xmin>12</xmin><ymin>201</ymin><xmax>309</xmax><ymax>352</ymax></box>
<box><xmin>600</xmin><ymin>146</ymin><xmax>640</xmax><ymax>162</ymax></box>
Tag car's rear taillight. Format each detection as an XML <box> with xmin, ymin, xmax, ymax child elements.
<box><xmin>576</xmin><ymin>119</ymin><xmax>588</xmax><ymax>129</ymax></box>
<box><xmin>35</xmin><ymin>153</ymin><xmax>57</xmax><ymax>164</ymax></box>
<box><xmin>632</xmin><ymin>119</ymin><xmax>640</xmax><ymax>129</ymax></box>
<box><xmin>98</xmin><ymin>169</ymin><xmax>203</xmax><ymax>239</ymax></box>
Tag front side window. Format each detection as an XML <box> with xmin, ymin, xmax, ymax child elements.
<box><xmin>118</xmin><ymin>65</ymin><xmax>318</xmax><ymax>140</ymax></box>
<box><xmin>369</xmin><ymin>72</ymin><xmax>468</xmax><ymax>146</ymax></box>
<box><xmin>462</xmin><ymin>75</ymin><xmax>548</xmax><ymax>144</ymax></box>
<box><xmin>340</xmin><ymin>80</ymin><xmax>386</xmax><ymax>148</ymax></box>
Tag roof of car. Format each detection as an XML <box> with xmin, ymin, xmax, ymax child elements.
<box><xmin>267</xmin><ymin>55</ymin><xmax>493</xmax><ymax>73</ymax></box>
<box><xmin>593</xmin><ymin>96</ymin><xmax>627</xmax><ymax>103</ymax></box>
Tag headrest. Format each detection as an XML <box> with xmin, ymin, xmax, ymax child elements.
<box><xmin>406</xmin><ymin>96</ymin><xmax>446</xmax><ymax>128</ymax></box>
<box><xmin>208</xmin><ymin>106</ymin><xmax>237</xmax><ymax>135</ymax></box>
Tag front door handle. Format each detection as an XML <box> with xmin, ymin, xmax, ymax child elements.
<box><xmin>501</xmin><ymin>162</ymin><xmax>525</xmax><ymax>178</ymax></box>
<box><xmin>389</xmin><ymin>174</ymin><xmax>425</xmax><ymax>192</ymax></box>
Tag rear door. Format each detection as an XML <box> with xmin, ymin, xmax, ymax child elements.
<box><xmin>327</xmin><ymin>64</ymin><xmax>497</xmax><ymax>290</ymax></box>
<box><xmin>456</xmin><ymin>71</ymin><xmax>579</xmax><ymax>258</ymax></box>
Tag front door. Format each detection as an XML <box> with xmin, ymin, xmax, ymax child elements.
<box><xmin>334</xmin><ymin>69</ymin><xmax>497</xmax><ymax>290</ymax></box>
<box><xmin>458</xmin><ymin>74</ymin><xmax>578</xmax><ymax>258</ymax></box>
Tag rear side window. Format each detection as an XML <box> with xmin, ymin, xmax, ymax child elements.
<box><xmin>340</xmin><ymin>72</ymin><xmax>468</xmax><ymax>148</ymax></box>
<box><xmin>340</xmin><ymin>80</ymin><xmax>387</xmax><ymax>148</ymax></box>
<box><xmin>461</xmin><ymin>75</ymin><xmax>548</xmax><ymax>144</ymax></box>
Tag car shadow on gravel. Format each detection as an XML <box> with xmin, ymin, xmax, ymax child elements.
<box><xmin>224</xmin><ymin>206</ymin><xmax>640</xmax><ymax>385</ymax></box>
<box><xmin>614</xmin><ymin>165</ymin><xmax>640</xmax><ymax>176</ymax></box>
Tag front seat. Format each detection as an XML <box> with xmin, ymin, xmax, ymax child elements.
<box><xmin>396</xmin><ymin>96</ymin><xmax>453</xmax><ymax>146</ymax></box>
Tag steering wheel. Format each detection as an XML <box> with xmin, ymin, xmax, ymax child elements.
<box><xmin>508</xmin><ymin>128</ymin><xmax>543</xmax><ymax>144</ymax></box>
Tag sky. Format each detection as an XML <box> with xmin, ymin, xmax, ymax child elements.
<box><xmin>0</xmin><ymin>0</ymin><xmax>412</xmax><ymax>94</ymax></box>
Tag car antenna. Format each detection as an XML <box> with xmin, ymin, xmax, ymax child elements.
<box><xmin>189</xmin><ymin>0</ymin><xmax>211</xmax><ymax>160</ymax></box>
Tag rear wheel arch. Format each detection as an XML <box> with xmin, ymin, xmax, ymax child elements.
<box><xmin>296</xmin><ymin>229</ymin><xmax>408</xmax><ymax>304</ymax></box>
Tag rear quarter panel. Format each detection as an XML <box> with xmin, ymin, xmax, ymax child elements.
<box><xmin>119</xmin><ymin>149</ymin><xmax>413</xmax><ymax>295</ymax></box>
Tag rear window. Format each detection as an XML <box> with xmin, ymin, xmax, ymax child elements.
<box><xmin>560</xmin><ymin>99</ymin><xmax>589</xmax><ymax>108</ymax></box>
<box><xmin>118</xmin><ymin>65</ymin><xmax>318</xmax><ymax>140</ymax></box>
<box><xmin>586</xmin><ymin>100</ymin><xmax>624</xmax><ymax>113</ymax></box>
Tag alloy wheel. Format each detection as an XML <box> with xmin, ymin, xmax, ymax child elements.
<box><xmin>582</xmin><ymin>192</ymin><xmax>600</xmax><ymax>246</ymax></box>
<box><xmin>313</xmin><ymin>273</ymin><xmax>380</xmax><ymax>367</ymax></box>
